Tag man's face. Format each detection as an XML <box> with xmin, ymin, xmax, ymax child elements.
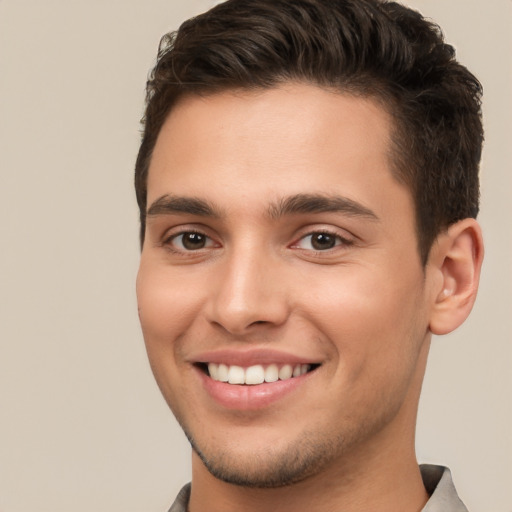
<box><xmin>137</xmin><ymin>84</ymin><xmax>436</xmax><ymax>486</ymax></box>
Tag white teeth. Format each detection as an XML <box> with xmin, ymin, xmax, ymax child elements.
<box><xmin>228</xmin><ymin>365</ymin><xmax>245</xmax><ymax>384</ymax></box>
<box><xmin>206</xmin><ymin>362</ymin><xmax>314</xmax><ymax>384</ymax></box>
<box><xmin>264</xmin><ymin>364</ymin><xmax>279</xmax><ymax>383</ymax></box>
<box><xmin>217</xmin><ymin>363</ymin><xmax>229</xmax><ymax>382</ymax></box>
<box><xmin>278</xmin><ymin>364</ymin><xmax>293</xmax><ymax>380</ymax></box>
<box><xmin>208</xmin><ymin>363</ymin><xmax>219</xmax><ymax>380</ymax></box>
<box><xmin>245</xmin><ymin>365</ymin><xmax>265</xmax><ymax>385</ymax></box>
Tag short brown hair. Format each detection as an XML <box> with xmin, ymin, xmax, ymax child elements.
<box><xmin>135</xmin><ymin>0</ymin><xmax>483</xmax><ymax>264</ymax></box>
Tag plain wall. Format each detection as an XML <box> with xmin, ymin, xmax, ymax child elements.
<box><xmin>0</xmin><ymin>1</ymin><xmax>510</xmax><ymax>511</ymax></box>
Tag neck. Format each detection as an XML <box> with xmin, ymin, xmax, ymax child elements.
<box><xmin>189</xmin><ymin>441</ymin><xmax>428</xmax><ymax>512</ymax></box>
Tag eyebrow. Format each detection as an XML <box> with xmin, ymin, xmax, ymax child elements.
<box><xmin>146</xmin><ymin>192</ymin><xmax>379</xmax><ymax>222</ymax></box>
<box><xmin>267</xmin><ymin>193</ymin><xmax>379</xmax><ymax>221</ymax></box>
<box><xmin>147</xmin><ymin>195</ymin><xmax>223</xmax><ymax>218</ymax></box>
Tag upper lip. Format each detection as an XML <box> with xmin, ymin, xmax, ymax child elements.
<box><xmin>190</xmin><ymin>348</ymin><xmax>322</xmax><ymax>367</ymax></box>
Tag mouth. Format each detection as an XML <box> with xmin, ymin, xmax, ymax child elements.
<box><xmin>198</xmin><ymin>362</ymin><xmax>320</xmax><ymax>385</ymax></box>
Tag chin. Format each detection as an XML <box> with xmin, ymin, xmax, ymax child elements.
<box><xmin>186</xmin><ymin>427</ymin><xmax>346</xmax><ymax>488</ymax></box>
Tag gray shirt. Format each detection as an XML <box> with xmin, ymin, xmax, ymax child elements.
<box><xmin>168</xmin><ymin>464</ymin><xmax>468</xmax><ymax>512</ymax></box>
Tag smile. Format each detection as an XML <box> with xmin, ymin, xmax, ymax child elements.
<box><xmin>207</xmin><ymin>363</ymin><xmax>314</xmax><ymax>385</ymax></box>
<box><xmin>194</xmin><ymin>355</ymin><xmax>321</xmax><ymax>409</ymax></box>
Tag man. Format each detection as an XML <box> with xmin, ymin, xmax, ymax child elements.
<box><xmin>135</xmin><ymin>0</ymin><xmax>484</xmax><ymax>510</ymax></box>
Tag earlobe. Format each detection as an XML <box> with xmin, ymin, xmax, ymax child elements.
<box><xmin>428</xmin><ymin>218</ymin><xmax>484</xmax><ymax>335</ymax></box>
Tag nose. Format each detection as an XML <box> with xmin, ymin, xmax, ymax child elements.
<box><xmin>205</xmin><ymin>249</ymin><xmax>291</xmax><ymax>335</ymax></box>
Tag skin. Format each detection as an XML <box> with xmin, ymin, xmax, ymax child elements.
<box><xmin>136</xmin><ymin>83</ymin><xmax>483</xmax><ymax>512</ymax></box>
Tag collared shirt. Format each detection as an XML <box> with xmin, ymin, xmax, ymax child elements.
<box><xmin>168</xmin><ymin>464</ymin><xmax>468</xmax><ymax>512</ymax></box>
<box><xmin>420</xmin><ymin>465</ymin><xmax>468</xmax><ymax>512</ymax></box>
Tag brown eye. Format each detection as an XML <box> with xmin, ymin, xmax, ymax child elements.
<box><xmin>182</xmin><ymin>233</ymin><xmax>206</xmax><ymax>249</ymax></box>
<box><xmin>310</xmin><ymin>233</ymin><xmax>337</xmax><ymax>250</ymax></box>
<box><xmin>293</xmin><ymin>231</ymin><xmax>352</xmax><ymax>252</ymax></box>
<box><xmin>171</xmin><ymin>232</ymin><xmax>213</xmax><ymax>251</ymax></box>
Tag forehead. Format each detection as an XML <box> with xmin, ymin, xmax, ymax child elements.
<box><xmin>147</xmin><ymin>83</ymin><xmax>409</xmax><ymax>221</ymax></box>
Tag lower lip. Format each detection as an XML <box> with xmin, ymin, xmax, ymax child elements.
<box><xmin>196</xmin><ymin>367</ymin><xmax>313</xmax><ymax>410</ymax></box>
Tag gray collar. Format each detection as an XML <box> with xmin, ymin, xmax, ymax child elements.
<box><xmin>168</xmin><ymin>464</ymin><xmax>467</xmax><ymax>512</ymax></box>
<box><xmin>420</xmin><ymin>464</ymin><xmax>468</xmax><ymax>511</ymax></box>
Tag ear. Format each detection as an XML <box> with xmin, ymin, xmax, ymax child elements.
<box><xmin>428</xmin><ymin>218</ymin><xmax>484</xmax><ymax>335</ymax></box>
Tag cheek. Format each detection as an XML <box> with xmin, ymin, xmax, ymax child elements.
<box><xmin>136</xmin><ymin>261</ymin><xmax>202</xmax><ymax>356</ymax></box>
<box><xmin>307</xmin><ymin>265</ymin><xmax>428</xmax><ymax>377</ymax></box>
<box><xmin>136</xmin><ymin>262</ymin><xmax>204</xmax><ymax>414</ymax></box>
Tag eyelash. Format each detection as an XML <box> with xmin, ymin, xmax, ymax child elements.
<box><xmin>161</xmin><ymin>228</ymin><xmax>353</xmax><ymax>255</ymax></box>
<box><xmin>291</xmin><ymin>230</ymin><xmax>354</xmax><ymax>253</ymax></box>
<box><xmin>162</xmin><ymin>229</ymin><xmax>218</xmax><ymax>253</ymax></box>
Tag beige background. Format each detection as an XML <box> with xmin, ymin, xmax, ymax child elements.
<box><xmin>0</xmin><ymin>1</ymin><xmax>510</xmax><ymax>511</ymax></box>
